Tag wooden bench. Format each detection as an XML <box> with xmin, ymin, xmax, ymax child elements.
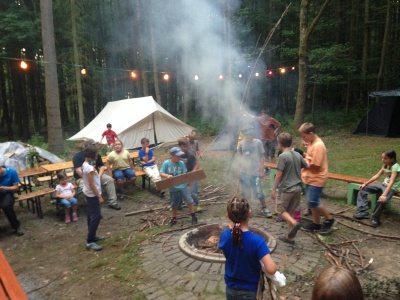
<box><xmin>0</xmin><ymin>249</ymin><xmax>28</xmax><ymax>300</ymax></box>
<box><xmin>265</xmin><ymin>162</ymin><xmax>399</xmax><ymax>211</ymax></box>
<box><xmin>15</xmin><ymin>188</ymin><xmax>54</xmax><ymax>219</ymax></box>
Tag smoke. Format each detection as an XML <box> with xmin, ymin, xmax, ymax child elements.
<box><xmin>108</xmin><ymin>0</ymin><xmax>266</xmax><ymax>124</ymax></box>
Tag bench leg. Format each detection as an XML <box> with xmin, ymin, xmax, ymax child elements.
<box><xmin>347</xmin><ymin>183</ymin><xmax>378</xmax><ymax>211</ymax></box>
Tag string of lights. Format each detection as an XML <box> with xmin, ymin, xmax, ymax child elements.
<box><xmin>0</xmin><ymin>54</ymin><xmax>297</xmax><ymax>80</ymax></box>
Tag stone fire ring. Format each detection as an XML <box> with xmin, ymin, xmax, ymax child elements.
<box><xmin>178</xmin><ymin>223</ymin><xmax>277</xmax><ymax>263</ymax></box>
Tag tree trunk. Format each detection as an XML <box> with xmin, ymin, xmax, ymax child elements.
<box><xmin>150</xmin><ymin>8</ymin><xmax>161</xmax><ymax>104</ymax></box>
<box><xmin>376</xmin><ymin>0</ymin><xmax>390</xmax><ymax>91</ymax></box>
<box><xmin>71</xmin><ymin>0</ymin><xmax>85</xmax><ymax>129</ymax></box>
<box><xmin>40</xmin><ymin>0</ymin><xmax>64</xmax><ymax>153</ymax></box>
<box><xmin>361</xmin><ymin>0</ymin><xmax>369</xmax><ymax>95</ymax></box>
<box><xmin>293</xmin><ymin>0</ymin><xmax>330</xmax><ymax>130</ymax></box>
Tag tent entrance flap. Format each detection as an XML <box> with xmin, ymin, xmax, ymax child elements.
<box><xmin>354</xmin><ymin>88</ymin><xmax>400</xmax><ymax>137</ymax></box>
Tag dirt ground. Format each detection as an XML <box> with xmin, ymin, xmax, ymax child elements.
<box><xmin>1</xmin><ymin>146</ymin><xmax>400</xmax><ymax>299</ymax></box>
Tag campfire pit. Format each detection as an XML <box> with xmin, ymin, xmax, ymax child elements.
<box><xmin>179</xmin><ymin>223</ymin><xmax>276</xmax><ymax>263</ymax></box>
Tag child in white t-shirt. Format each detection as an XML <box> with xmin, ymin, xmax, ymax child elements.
<box><xmin>55</xmin><ymin>171</ymin><xmax>78</xmax><ymax>223</ymax></box>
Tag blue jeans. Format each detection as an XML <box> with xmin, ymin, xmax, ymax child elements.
<box><xmin>305</xmin><ymin>185</ymin><xmax>324</xmax><ymax>209</ymax></box>
<box><xmin>112</xmin><ymin>168</ymin><xmax>136</xmax><ymax>180</ymax></box>
<box><xmin>85</xmin><ymin>195</ymin><xmax>102</xmax><ymax>243</ymax></box>
<box><xmin>226</xmin><ymin>286</ymin><xmax>256</xmax><ymax>300</ymax></box>
<box><xmin>190</xmin><ymin>181</ymin><xmax>199</xmax><ymax>205</ymax></box>
<box><xmin>60</xmin><ymin>197</ymin><xmax>78</xmax><ymax>209</ymax></box>
<box><xmin>240</xmin><ymin>173</ymin><xmax>265</xmax><ymax>201</ymax></box>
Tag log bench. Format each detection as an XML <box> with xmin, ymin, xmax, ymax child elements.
<box><xmin>15</xmin><ymin>188</ymin><xmax>54</xmax><ymax>219</ymax></box>
<box><xmin>265</xmin><ymin>162</ymin><xmax>399</xmax><ymax>211</ymax></box>
<box><xmin>0</xmin><ymin>249</ymin><xmax>28</xmax><ymax>300</ymax></box>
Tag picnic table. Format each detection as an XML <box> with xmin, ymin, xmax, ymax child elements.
<box><xmin>18</xmin><ymin>167</ymin><xmax>48</xmax><ymax>193</ymax></box>
<box><xmin>0</xmin><ymin>249</ymin><xmax>28</xmax><ymax>299</ymax></box>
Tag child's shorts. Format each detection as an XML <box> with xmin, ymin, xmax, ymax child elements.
<box><xmin>113</xmin><ymin>168</ymin><xmax>136</xmax><ymax>180</ymax></box>
<box><xmin>170</xmin><ymin>187</ymin><xmax>193</xmax><ymax>209</ymax></box>
<box><xmin>60</xmin><ymin>197</ymin><xmax>78</xmax><ymax>209</ymax></box>
<box><xmin>275</xmin><ymin>185</ymin><xmax>301</xmax><ymax>215</ymax></box>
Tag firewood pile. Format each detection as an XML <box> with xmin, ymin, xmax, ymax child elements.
<box><xmin>198</xmin><ymin>184</ymin><xmax>229</xmax><ymax>203</ymax></box>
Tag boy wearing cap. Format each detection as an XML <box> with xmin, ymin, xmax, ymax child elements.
<box><xmin>160</xmin><ymin>147</ymin><xmax>197</xmax><ymax>226</ymax></box>
<box><xmin>238</xmin><ymin>124</ymin><xmax>273</xmax><ymax>218</ymax></box>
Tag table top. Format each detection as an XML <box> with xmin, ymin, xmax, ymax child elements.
<box><xmin>41</xmin><ymin>161</ymin><xmax>74</xmax><ymax>172</ymax></box>
<box><xmin>40</xmin><ymin>152</ymin><xmax>138</xmax><ymax>172</ymax></box>
<box><xmin>18</xmin><ymin>167</ymin><xmax>48</xmax><ymax>177</ymax></box>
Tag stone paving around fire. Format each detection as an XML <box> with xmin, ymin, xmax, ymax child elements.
<box><xmin>137</xmin><ymin>215</ymin><xmax>322</xmax><ymax>300</ymax></box>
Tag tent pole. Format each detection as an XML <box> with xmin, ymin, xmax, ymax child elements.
<box><xmin>152</xmin><ymin>113</ymin><xmax>158</xmax><ymax>145</ymax></box>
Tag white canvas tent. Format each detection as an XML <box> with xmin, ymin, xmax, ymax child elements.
<box><xmin>68</xmin><ymin>96</ymin><xmax>194</xmax><ymax>149</ymax></box>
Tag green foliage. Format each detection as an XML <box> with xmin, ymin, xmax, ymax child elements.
<box><xmin>186</xmin><ymin>115</ymin><xmax>224</xmax><ymax>136</ymax></box>
<box><xmin>27</xmin><ymin>133</ymin><xmax>48</xmax><ymax>150</ymax></box>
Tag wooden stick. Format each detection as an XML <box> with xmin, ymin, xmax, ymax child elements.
<box><xmin>125</xmin><ymin>206</ymin><xmax>168</xmax><ymax>216</ymax></box>
<box><xmin>331</xmin><ymin>207</ymin><xmax>352</xmax><ymax>215</ymax></box>
<box><xmin>152</xmin><ymin>222</ymin><xmax>207</xmax><ymax>238</ymax></box>
<box><xmin>337</xmin><ymin>219</ymin><xmax>400</xmax><ymax>240</ymax></box>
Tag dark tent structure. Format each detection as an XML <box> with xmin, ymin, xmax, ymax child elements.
<box><xmin>355</xmin><ymin>88</ymin><xmax>400</xmax><ymax>137</ymax></box>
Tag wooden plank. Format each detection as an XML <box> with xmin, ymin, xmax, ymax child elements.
<box><xmin>155</xmin><ymin>169</ymin><xmax>207</xmax><ymax>190</ymax></box>
<box><xmin>16</xmin><ymin>188</ymin><xmax>54</xmax><ymax>201</ymax></box>
<box><xmin>0</xmin><ymin>250</ymin><xmax>28</xmax><ymax>300</ymax></box>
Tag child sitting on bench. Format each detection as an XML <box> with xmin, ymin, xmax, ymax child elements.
<box><xmin>55</xmin><ymin>171</ymin><xmax>78</xmax><ymax>223</ymax></box>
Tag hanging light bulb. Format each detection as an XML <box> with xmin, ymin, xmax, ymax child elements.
<box><xmin>20</xmin><ymin>60</ymin><xmax>28</xmax><ymax>70</ymax></box>
<box><xmin>163</xmin><ymin>73</ymin><xmax>169</xmax><ymax>81</ymax></box>
<box><xmin>130</xmin><ymin>71</ymin><xmax>137</xmax><ymax>79</ymax></box>
<box><xmin>194</xmin><ymin>75</ymin><xmax>199</xmax><ymax>80</ymax></box>
<box><xmin>219</xmin><ymin>74</ymin><xmax>223</xmax><ymax>80</ymax></box>
<box><xmin>20</xmin><ymin>48</ymin><xmax>27</xmax><ymax>70</ymax></box>
<box><xmin>238</xmin><ymin>74</ymin><xmax>242</xmax><ymax>78</ymax></box>
<box><xmin>280</xmin><ymin>68</ymin><xmax>286</xmax><ymax>74</ymax></box>
<box><xmin>255</xmin><ymin>72</ymin><xmax>259</xmax><ymax>77</ymax></box>
<box><xmin>80</xmin><ymin>67</ymin><xmax>87</xmax><ymax>75</ymax></box>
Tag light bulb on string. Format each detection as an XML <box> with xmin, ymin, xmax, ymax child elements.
<box><xmin>80</xmin><ymin>67</ymin><xmax>87</xmax><ymax>75</ymax></box>
<box><xmin>280</xmin><ymin>68</ymin><xmax>286</xmax><ymax>74</ymax></box>
<box><xmin>238</xmin><ymin>74</ymin><xmax>242</xmax><ymax>78</ymax></box>
<box><xmin>218</xmin><ymin>74</ymin><xmax>223</xmax><ymax>80</ymax></box>
<box><xmin>292</xmin><ymin>66</ymin><xmax>296</xmax><ymax>70</ymax></box>
<box><xmin>194</xmin><ymin>75</ymin><xmax>199</xmax><ymax>81</ymax></box>
<box><xmin>255</xmin><ymin>72</ymin><xmax>259</xmax><ymax>77</ymax></box>
<box><xmin>130</xmin><ymin>71</ymin><xmax>137</xmax><ymax>79</ymax></box>
<box><xmin>266</xmin><ymin>70</ymin><xmax>273</xmax><ymax>77</ymax></box>
<box><xmin>163</xmin><ymin>73</ymin><xmax>169</xmax><ymax>81</ymax></box>
<box><xmin>20</xmin><ymin>60</ymin><xmax>28</xmax><ymax>70</ymax></box>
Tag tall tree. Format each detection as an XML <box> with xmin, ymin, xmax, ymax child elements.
<box><xmin>40</xmin><ymin>0</ymin><xmax>64</xmax><ymax>152</ymax></box>
<box><xmin>293</xmin><ymin>0</ymin><xmax>330</xmax><ymax>130</ymax></box>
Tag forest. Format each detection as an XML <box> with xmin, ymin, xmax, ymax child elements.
<box><xmin>0</xmin><ymin>0</ymin><xmax>399</xmax><ymax>151</ymax></box>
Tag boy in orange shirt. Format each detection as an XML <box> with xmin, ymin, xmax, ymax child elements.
<box><xmin>298</xmin><ymin>123</ymin><xmax>336</xmax><ymax>234</ymax></box>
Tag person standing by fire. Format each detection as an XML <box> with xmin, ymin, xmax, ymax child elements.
<box><xmin>258</xmin><ymin>109</ymin><xmax>281</xmax><ymax>164</ymax></box>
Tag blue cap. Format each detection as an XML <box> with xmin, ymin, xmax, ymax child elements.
<box><xmin>170</xmin><ymin>147</ymin><xmax>185</xmax><ymax>156</ymax></box>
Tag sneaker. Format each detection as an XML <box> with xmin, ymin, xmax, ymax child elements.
<box><xmin>371</xmin><ymin>218</ymin><xmax>381</xmax><ymax>228</ymax></box>
<box><xmin>262</xmin><ymin>207</ymin><xmax>273</xmax><ymax>218</ymax></box>
<box><xmin>301</xmin><ymin>222</ymin><xmax>321</xmax><ymax>232</ymax></box>
<box><xmin>353</xmin><ymin>211</ymin><xmax>369</xmax><ymax>220</ymax></box>
<box><xmin>86</xmin><ymin>242</ymin><xmax>102</xmax><ymax>251</ymax></box>
<box><xmin>279</xmin><ymin>235</ymin><xmax>295</xmax><ymax>245</ymax></box>
<box><xmin>191</xmin><ymin>216</ymin><xmax>198</xmax><ymax>225</ymax></box>
<box><xmin>317</xmin><ymin>219</ymin><xmax>337</xmax><ymax>235</ymax></box>
<box><xmin>15</xmin><ymin>225</ymin><xmax>24</xmax><ymax>236</ymax></box>
<box><xmin>170</xmin><ymin>217</ymin><xmax>177</xmax><ymax>226</ymax></box>
<box><xmin>65</xmin><ymin>215</ymin><xmax>71</xmax><ymax>224</ymax></box>
<box><xmin>72</xmin><ymin>213</ymin><xmax>78</xmax><ymax>222</ymax></box>
<box><xmin>94</xmin><ymin>236</ymin><xmax>105</xmax><ymax>242</ymax></box>
<box><xmin>288</xmin><ymin>222</ymin><xmax>302</xmax><ymax>239</ymax></box>
<box><xmin>109</xmin><ymin>203</ymin><xmax>121</xmax><ymax>210</ymax></box>
<box><xmin>195</xmin><ymin>205</ymin><xmax>203</xmax><ymax>213</ymax></box>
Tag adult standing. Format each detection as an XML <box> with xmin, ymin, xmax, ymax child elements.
<box><xmin>73</xmin><ymin>139</ymin><xmax>121</xmax><ymax>210</ymax></box>
<box><xmin>0</xmin><ymin>165</ymin><xmax>24</xmax><ymax>235</ymax></box>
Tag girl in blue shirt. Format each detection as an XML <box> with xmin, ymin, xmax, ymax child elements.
<box><xmin>218</xmin><ymin>197</ymin><xmax>277</xmax><ymax>299</ymax></box>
